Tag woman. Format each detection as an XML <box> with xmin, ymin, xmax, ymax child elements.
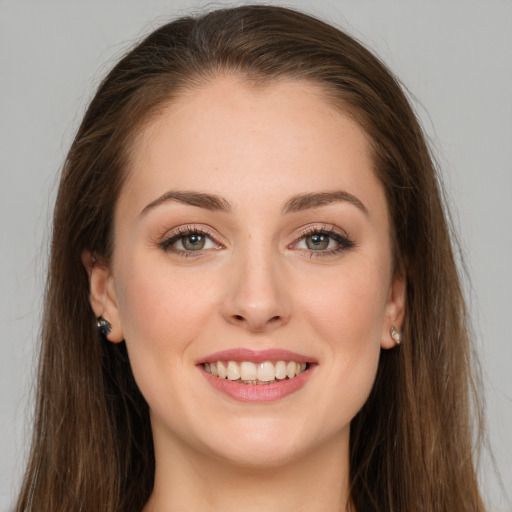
<box><xmin>15</xmin><ymin>5</ymin><xmax>487</xmax><ymax>512</ymax></box>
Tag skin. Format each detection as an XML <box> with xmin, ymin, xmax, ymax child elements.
<box><xmin>84</xmin><ymin>76</ymin><xmax>405</xmax><ymax>512</ymax></box>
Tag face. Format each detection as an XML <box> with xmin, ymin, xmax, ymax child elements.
<box><xmin>87</xmin><ymin>76</ymin><xmax>404</xmax><ymax>467</ymax></box>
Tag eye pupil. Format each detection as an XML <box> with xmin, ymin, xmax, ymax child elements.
<box><xmin>306</xmin><ymin>234</ymin><xmax>330</xmax><ymax>250</ymax></box>
<box><xmin>183</xmin><ymin>234</ymin><xmax>205</xmax><ymax>250</ymax></box>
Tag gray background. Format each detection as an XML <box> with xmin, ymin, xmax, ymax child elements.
<box><xmin>1</xmin><ymin>0</ymin><xmax>511</xmax><ymax>510</ymax></box>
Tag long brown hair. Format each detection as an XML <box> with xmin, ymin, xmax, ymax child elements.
<box><xmin>16</xmin><ymin>5</ymin><xmax>486</xmax><ymax>511</ymax></box>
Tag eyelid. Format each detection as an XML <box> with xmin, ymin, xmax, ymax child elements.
<box><xmin>289</xmin><ymin>223</ymin><xmax>355</xmax><ymax>256</ymax></box>
<box><xmin>158</xmin><ymin>224</ymin><xmax>224</xmax><ymax>255</ymax></box>
<box><xmin>156</xmin><ymin>222</ymin><xmax>354</xmax><ymax>258</ymax></box>
<box><xmin>294</xmin><ymin>223</ymin><xmax>351</xmax><ymax>241</ymax></box>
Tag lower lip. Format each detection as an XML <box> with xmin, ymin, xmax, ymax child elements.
<box><xmin>200</xmin><ymin>366</ymin><xmax>314</xmax><ymax>403</ymax></box>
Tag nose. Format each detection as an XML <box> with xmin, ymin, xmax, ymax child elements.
<box><xmin>220</xmin><ymin>246</ymin><xmax>291</xmax><ymax>332</ymax></box>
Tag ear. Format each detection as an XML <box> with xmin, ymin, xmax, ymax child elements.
<box><xmin>81</xmin><ymin>250</ymin><xmax>124</xmax><ymax>343</ymax></box>
<box><xmin>380</xmin><ymin>271</ymin><xmax>406</xmax><ymax>349</ymax></box>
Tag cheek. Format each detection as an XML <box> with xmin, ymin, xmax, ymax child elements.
<box><xmin>296</xmin><ymin>258</ymin><xmax>389</xmax><ymax>415</ymax></box>
<box><xmin>302</xmin><ymin>258</ymin><xmax>388</xmax><ymax>345</ymax></box>
<box><xmin>114</xmin><ymin>253</ymin><xmax>220</xmax><ymax>370</ymax></box>
<box><xmin>112</xmin><ymin>254</ymin><xmax>226</xmax><ymax>430</ymax></box>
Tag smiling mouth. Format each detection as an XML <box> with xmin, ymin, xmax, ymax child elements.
<box><xmin>203</xmin><ymin>360</ymin><xmax>309</xmax><ymax>385</ymax></box>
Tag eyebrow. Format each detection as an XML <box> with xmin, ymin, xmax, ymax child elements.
<box><xmin>282</xmin><ymin>191</ymin><xmax>369</xmax><ymax>217</ymax></box>
<box><xmin>140</xmin><ymin>189</ymin><xmax>368</xmax><ymax>217</ymax></box>
<box><xmin>140</xmin><ymin>190</ymin><xmax>232</xmax><ymax>216</ymax></box>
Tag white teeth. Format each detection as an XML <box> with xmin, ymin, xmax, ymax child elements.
<box><xmin>286</xmin><ymin>361</ymin><xmax>297</xmax><ymax>379</ymax></box>
<box><xmin>217</xmin><ymin>361</ymin><xmax>227</xmax><ymax>379</ymax></box>
<box><xmin>227</xmin><ymin>361</ymin><xmax>240</xmax><ymax>381</ymax></box>
<box><xmin>240</xmin><ymin>361</ymin><xmax>258</xmax><ymax>381</ymax></box>
<box><xmin>204</xmin><ymin>359</ymin><xmax>309</xmax><ymax>383</ymax></box>
<box><xmin>257</xmin><ymin>361</ymin><xmax>275</xmax><ymax>382</ymax></box>
<box><xmin>275</xmin><ymin>360</ymin><xmax>288</xmax><ymax>380</ymax></box>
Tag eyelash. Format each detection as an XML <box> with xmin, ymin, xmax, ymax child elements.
<box><xmin>158</xmin><ymin>225</ymin><xmax>355</xmax><ymax>258</ymax></box>
<box><xmin>158</xmin><ymin>226</ymin><xmax>220</xmax><ymax>258</ymax></box>
<box><xmin>291</xmin><ymin>226</ymin><xmax>355</xmax><ymax>258</ymax></box>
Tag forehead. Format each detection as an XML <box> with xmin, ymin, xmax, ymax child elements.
<box><xmin>120</xmin><ymin>75</ymin><xmax>386</xmax><ymax>220</ymax></box>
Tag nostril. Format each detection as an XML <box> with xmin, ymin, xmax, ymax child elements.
<box><xmin>228</xmin><ymin>312</ymin><xmax>286</xmax><ymax>330</ymax></box>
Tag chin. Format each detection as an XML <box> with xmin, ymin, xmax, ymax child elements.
<box><xmin>210</xmin><ymin>438</ymin><xmax>306</xmax><ymax>469</ymax></box>
<box><xmin>198</xmin><ymin>416</ymin><xmax>342</xmax><ymax>469</ymax></box>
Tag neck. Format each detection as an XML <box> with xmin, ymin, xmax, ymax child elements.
<box><xmin>143</xmin><ymin>428</ymin><xmax>352</xmax><ymax>512</ymax></box>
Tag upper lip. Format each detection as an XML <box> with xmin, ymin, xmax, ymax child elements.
<box><xmin>197</xmin><ymin>348</ymin><xmax>316</xmax><ymax>365</ymax></box>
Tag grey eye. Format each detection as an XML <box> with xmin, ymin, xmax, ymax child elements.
<box><xmin>161</xmin><ymin>228</ymin><xmax>220</xmax><ymax>255</ymax></box>
<box><xmin>181</xmin><ymin>234</ymin><xmax>206</xmax><ymax>250</ymax></box>
<box><xmin>305</xmin><ymin>234</ymin><xmax>331</xmax><ymax>250</ymax></box>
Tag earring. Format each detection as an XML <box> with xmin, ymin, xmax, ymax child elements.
<box><xmin>390</xmin><ymin>326</ymin><xmax>402</xmax><ymax>345</ymax></box>
<box><xmin>96</xmin><ymin>316</ymin><xmax>112</xmax><ymax>337</ymax></box>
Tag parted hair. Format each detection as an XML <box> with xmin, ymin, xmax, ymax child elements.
<box><xmin>16</xmin><ymin>5</ymin><xmax>486</xmax><ymax>512</ymax></box>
